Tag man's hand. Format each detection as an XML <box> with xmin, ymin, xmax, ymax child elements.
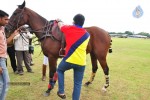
<box><xmin>13</xmin><ymin>28</ymin><xmax>20</xmax><ymax>36</ymax></box>
<box><xmin>56</xmin><ymin>18</ymin><xmax>62</xmax><ymax>23</ymax></box>
<box><xmin>56</xmin><ymin>19</ymin><xmax>64</xmax><ymax>29</ymax></box>
<box><xmin>7</xmin><ymin>28</ymin><xmax>20</xmax><ymax>44</ymax></box>
<box><xmin>0</xmin><ymin>67</ymin><xmax>3</xmax><ymax>74</ymax></box>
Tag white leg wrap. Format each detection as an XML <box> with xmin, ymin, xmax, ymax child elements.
<box><xmin>102</xmin><ymin>86</ymin><xmax>107</xmax><ymax>92</ymax></box>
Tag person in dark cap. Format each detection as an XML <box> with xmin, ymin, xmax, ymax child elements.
<box><xmin>56</xmin><ymin>14</ymin><xmax>90</xmax><ymax>100</ymax></box>
<box><xmin>73</xmin><ymin>14</ymin><xmax>85</xmax><ymax>26</ymax></box>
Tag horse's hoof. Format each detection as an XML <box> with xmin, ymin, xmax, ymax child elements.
<box><xmin>84</xmin><ymin>82</ymin><xmax>92</xmax><ymax>87</ymax></box>
<box><xmin>43</xmin><ymin>92</ymin><xmax>50</xmax><ymax>96</ymax></box>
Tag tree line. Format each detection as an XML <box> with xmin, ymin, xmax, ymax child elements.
<box><xmin>109</xmin><ymin>31</ymin><xmax>150</xmax><ymax>37</ymax></box>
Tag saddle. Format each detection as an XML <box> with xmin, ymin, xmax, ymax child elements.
<box><xmin>50</xmin><ymin>20</ymin><xmax>66</xmax><ymax>57</ymax></box>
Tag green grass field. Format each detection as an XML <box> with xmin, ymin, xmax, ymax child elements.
<box><xmin>6</xmin><ymin>38</ymin><xmax>150</xmax><ymax>100</ymax></box>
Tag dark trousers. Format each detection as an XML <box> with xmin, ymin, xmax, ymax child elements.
<box><xmin>7</xmin><ymin>45</ymin><xmax>17</xmax><ymax>72</ymax></box>
<box><xmin>16</xmin><ymin>51</ymin><xmax>32</xmax><ymax>72</ymax></box>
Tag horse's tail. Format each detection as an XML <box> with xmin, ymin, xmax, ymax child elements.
<box><xmin>108</xmin><ymin>34</ymin><xmax>112</xmax><ymax>53</ymax></box>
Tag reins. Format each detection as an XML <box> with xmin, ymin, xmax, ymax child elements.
<box><xmin>20</xmin><ymin>32</ymin><xmax>29</xmax><ymax>44</ymax></box>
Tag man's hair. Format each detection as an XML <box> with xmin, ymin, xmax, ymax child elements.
<box><xmin>0</xmin><ymin>10</ymin><xmax>9</xmax><ymax>18</ymax></box>
<box><xmin>73</xmin><ymin>14</ymin><xmax>85</xmax><ymax>27</ymax></box>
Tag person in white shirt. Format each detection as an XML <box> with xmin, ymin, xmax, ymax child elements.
<box><xmin>42</xmin><ymin>55</ymin><xmax>48</xmax><ymax>81</ymax></box>
<box><xmin>14</xmin><ymin>25</ymin><xmax>34</xmax><ymax>75</ymax></box>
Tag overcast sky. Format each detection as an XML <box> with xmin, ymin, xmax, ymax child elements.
<box><xmin>1</xmin><ymin>0</ymin><xmax>150</xmax><ymax>33</ymax></box>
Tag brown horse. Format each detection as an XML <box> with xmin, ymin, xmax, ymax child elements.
<box><xmin>5</xmin><ymin>1</ymin><xmax>112</xmax><ymax>96</ymax></box>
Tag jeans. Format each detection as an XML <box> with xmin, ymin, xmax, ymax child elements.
<box><xmin>0</xmin><ymin>58</ymin><xmax>10</xmax><ymax>100</ymax></box>
<box><xmin>57</xmin><ymin>59</ymin><xmax>85</xmax><ymax>100</ymax></box>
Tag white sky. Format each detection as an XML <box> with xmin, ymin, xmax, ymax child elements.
<box><xmin>1</xmin><ymin>0</ymin><xmax>150</xmax><ymax>33</ymax></box>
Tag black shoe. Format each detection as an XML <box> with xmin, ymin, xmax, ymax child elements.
<box><xmin>27</xmin><ymin>70</ymin><xmax>34</xmax><ymax>73</ymax></box>
<box><xmin>57</xmin><ymin>92</ymin><xmax>66</xmax><ymax>99</ymax></box>
<box><xmin>30</xmin><ymin>62</ymin><xmax>34</xmax><ymax>66</ymax></box>
<box><xmin>14</xmin><ymin>70</ymin><xmax>19</xmax><ymax>74</ymax></box>
<box><xmin>18</xmin><ymin>71</ymin><xmax>24</xmax><ymax>75</ymax></box>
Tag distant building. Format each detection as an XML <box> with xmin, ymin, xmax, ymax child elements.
<box><xmin>128</xmin><ymin>35</ymin><xmax>147</xmax><ymax>38</ymax></box>
<box><xmin>109</xmin><ymin>34</ymin><xmax>128</xmax><ymax>38</ymax></box>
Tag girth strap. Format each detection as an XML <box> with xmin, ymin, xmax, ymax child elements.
<box><xmin>59</xmin><ymin>34</ymin><xmax>65</xmax><ymax>57</ymax></box>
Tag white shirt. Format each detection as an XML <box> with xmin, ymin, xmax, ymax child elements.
<box><xmin>14</xmin><ymin>31</ymin><xmax>32</xmax><ymax>51</ymax></box>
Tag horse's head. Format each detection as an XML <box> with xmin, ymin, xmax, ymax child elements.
<box><xmin>5</xmin><ymin>1</ymin><xmax>28</xmax><ymax>37</ymax></box>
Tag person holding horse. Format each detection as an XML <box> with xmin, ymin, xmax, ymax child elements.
<box><xmin>0</xmin><ymin>9</ymin><xmax>20</xmax><ymax>100</ymax></box>
<box><xmin>13</xmin><ymin>25</ymin><xmax>34</xmax><ymax>75</ymax></box>
<box><xmin>56</xmin><ymin>14</ymin><xmax>90</xmax><ymax>100</ymax></box>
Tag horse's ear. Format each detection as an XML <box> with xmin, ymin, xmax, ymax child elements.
<box><xmin>18</xmin><ymin>0</ymin><xmax>26</xmax><ymax>9</ymax></box>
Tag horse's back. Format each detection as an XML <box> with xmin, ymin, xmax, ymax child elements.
<box><xmin>84</xmin><ymin>26</ymin><xmax>111</xmax><ymax>55</ymax></box>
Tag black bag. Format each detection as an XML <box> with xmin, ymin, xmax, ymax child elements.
<box><xmin>29</xmin><ymin>45</ymin><xmax>34</xmax><ymax>54</ymax></box>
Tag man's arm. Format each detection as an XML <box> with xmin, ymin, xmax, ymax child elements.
<box><xmin>6</xmin><ymin>29</ymin><xmax>19</xmax><ymax>44</ymax></box>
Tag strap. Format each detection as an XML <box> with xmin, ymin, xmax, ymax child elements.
<box><xmin>59</xmin><ymin>34</ymin><xmax>65</xmax><ymax>57</ymax></box>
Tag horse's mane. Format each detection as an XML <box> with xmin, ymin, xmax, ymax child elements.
<box><xmin>24</xmin><ymin>7</ymin><xmax>47</xmax><ymax>21</ymax></box>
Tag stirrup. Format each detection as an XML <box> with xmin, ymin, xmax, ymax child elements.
<box><xmin>59</xmin><ymin>48</ymin><xmax>65</xmax><ymax>57</ymax></box>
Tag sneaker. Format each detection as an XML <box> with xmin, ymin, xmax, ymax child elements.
<box><xmin>57</xmin><ymin>92</ymin><xmax>66</xmax><ymax>99</ymax></box>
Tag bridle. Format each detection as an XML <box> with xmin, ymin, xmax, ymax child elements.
<box><xmin>8</xmin><ymin>8</ymin><xmax>25</xmax><ymax>32</ymax></box>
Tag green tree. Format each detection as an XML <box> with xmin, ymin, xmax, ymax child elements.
<box><xmin>138</xmin><ymin>32</ymin><xmax>150</xmax><ymax>37</ymax></box>
<box><xmin>125</xmin><ymin>31</ymin><xmax>133</xmax><ymax>35</ymax></box>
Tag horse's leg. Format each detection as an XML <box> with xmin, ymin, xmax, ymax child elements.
<box><xmin>44</xmin><ymin>57</ymin><xmax>58</xmax><ymax>96</ymax></box>
<box><xmin>42</xmin><ymin>64</ymin><xmax>46</xmax><ymax>81</ymax></box>
<box><xmin>97</xmin><ymin>56</ymin><xmax>109</xmax><ymax>92</ymax></box>
<box><xmin>85</xmin><ymin>52</ymin><xmax>98</xmax><ymax>86</ymax></box>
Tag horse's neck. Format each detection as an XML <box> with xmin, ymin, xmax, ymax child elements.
<box><xmin>28</xmin><ymin>14</ymin><xmax>47</xmax><ymax>30</ymax></box>
<box><xmin>26</xmin><ymin>9</ymin><xmax>48</xmax><ymax>38</ymax></box>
